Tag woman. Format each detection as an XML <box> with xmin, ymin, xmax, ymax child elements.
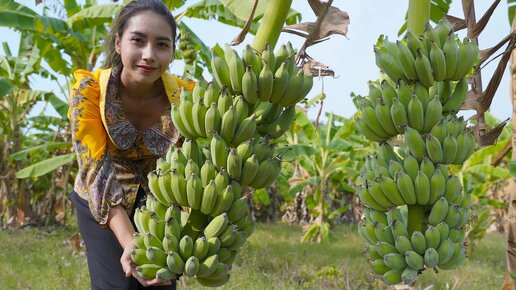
<box><xmin>68</xmin><ymin>0</ymin><xmax>192</xmax><ymax>288</ymax></box>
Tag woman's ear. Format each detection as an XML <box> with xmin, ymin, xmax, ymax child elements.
<box><xmin>115</xmin><ymin>33</ymin><xmax>121</xmax><ymax>55</ymax></box>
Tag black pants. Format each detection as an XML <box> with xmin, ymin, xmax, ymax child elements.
<box><xmin>70</xmin><ymin>189</ymin><xmax>176</xmax><ymax>290</ymax></box>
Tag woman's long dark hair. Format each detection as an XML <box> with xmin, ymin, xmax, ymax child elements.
<box><xmin>102</xmin><ymin>0</ymin><xmax>177</xmax><ymax>69</ymax></box>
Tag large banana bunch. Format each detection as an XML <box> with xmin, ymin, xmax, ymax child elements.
<box><xmin>356</xmin><ymin>19</ymin><xmax>478</xmax><ymax>286</ymax></box>
<box><xmin>139</xmin><ymin>41</ymin><xmax>314</xmax><ymax>287</ymax></box>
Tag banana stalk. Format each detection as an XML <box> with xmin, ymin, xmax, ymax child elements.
<box><xmin>405</xmin><ymin>0</ymin><xmax>430</xmax><ymax>236</ymax></box>
<box><xmin>252</xmin><ymin>0</ymin><xmax>293</xmax><ymax>51</ymax></box>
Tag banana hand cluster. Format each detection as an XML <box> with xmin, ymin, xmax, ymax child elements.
<box><xmin>211</xmin><ymin>43</ymin><xmax>313</xmax><ymax>108</ymax></box>
<box><xmin>375</xmin><ymin>21</ymin><xmax>479</xmax><ymax>87</ymax></box>
<box><xmin>132</xmin><ymin>203</ymin><xmax>250</xmax><ymax>286</ymax></box>
<box><xmin>358</xmin><ymin>205</ymin><xmax>468</xmax><ymax>285</ymax></box>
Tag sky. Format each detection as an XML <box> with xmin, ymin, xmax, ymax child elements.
<box><xmin>0</xmin><ymin>0</ymin><xmax>512</xmax><ymax>122</ymax></box>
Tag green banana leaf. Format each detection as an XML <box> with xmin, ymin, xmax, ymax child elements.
<box><xmin>15</xmin><ymin>153</ymin><xmax>76</xmax><ymax>179</ymax></box>
<box><xmin>0</xmin><ymin>77</ymin><xmax>14</xmax><ymax>98</ymax></box>
<box><xmin>64</xmin><ymin>0</ymin><xmax>81</xmax><ymax>18</ymax></box>
<box><xmin>10</xmin><ymin>142</ymin><xmax>72</xmax><ymax>161</ymax></box>
<box><xmin>66</xmin><ymin>4</ymin><xmax>120</xmax><ymax>31</ymax></box>
<box><xmin>510</xmin><ymin>161</ymin><xmax>516</xmax><ymax>178</ymax></box>
<box><xmin>46</xmin><ymin>94</ymin><xmax>69</xmax><ymax>119</ymax></box>
<box><xmin>509</xmin><ymin>0</ymin><xmax>516</xmax><ymax>25</ymax></box>
<box><xmin>220</xmin><ymin>0</ymin><xmax>300</xmax><ymax>24</ymax></box>
<box><xmin>252</xmin><ymin>188</ymin><xmax>271</xmax><ymax>206</ymax></box>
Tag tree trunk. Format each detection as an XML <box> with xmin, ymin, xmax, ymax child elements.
<box><xmin>501</xmin><ymin>12</ymin><xmax>516</xmax><ymax>290</ymax></box>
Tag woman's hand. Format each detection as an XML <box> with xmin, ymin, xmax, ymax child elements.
<box><xmin>120</xmin><ymin>240</ymin><xmax>173</xmax><ymax>287</ymax></box>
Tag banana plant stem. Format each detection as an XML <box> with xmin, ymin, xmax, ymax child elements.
<box><xmin>407</xmin><ymin>0</ymin><xmax>430</xmax><ymax>36</ymax></box>
<box><xmin>251</xmin><ymin>0</ymin><xmax>293</xmax><ymax>51</ymax></box>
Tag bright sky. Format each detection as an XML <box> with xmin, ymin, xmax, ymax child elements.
<box><xmin>0</xmin><ymin>0</ymin><xmax>511</xmax><ymax>122</ymax></box>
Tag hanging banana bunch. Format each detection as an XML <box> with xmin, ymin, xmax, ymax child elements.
<box><xmin>132</xmin><ymin>41</ymin><xmax>313</xmax><ymax>287</ymax></box>
<box><xmin>355</xmin><ymin>20</ymin><xmax>478</xmax><ymax>286</ymax></box>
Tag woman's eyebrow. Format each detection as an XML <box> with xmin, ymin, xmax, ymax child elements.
<box><xmin>128</xmin><ymin>31</ymin><xmax>172</xmax><ymax>42</ymax></box>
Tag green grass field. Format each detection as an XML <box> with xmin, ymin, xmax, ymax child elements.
<box><xmin>0</xmin><ymin>223</ymin><xmax>505</xmax><ymax>289</ymax></box>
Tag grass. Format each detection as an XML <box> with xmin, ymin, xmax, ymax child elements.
<box><xmin>0</xmin><ymin>223</ymin><xmax>505</xmax><ymax>289</ymax></box>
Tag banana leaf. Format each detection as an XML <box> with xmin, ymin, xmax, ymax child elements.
<box><xmin>15</xmin><ymin>153</ymin><xmax>76</xmax><ymax>179</ymax></box>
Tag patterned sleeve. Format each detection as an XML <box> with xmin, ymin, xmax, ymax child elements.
<box><xmin>68</xmin><ymin>69</ymin><xmax>124</xmax><ymax>226</ymax></box>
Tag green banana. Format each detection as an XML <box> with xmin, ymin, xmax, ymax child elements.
<box><xmin>384</xmin><ymin>253</ymin><xmax>407</xmax><ymax>270</ymax></box>
<box><xmin>360</xmin><ymin>104</ymin><xmax>390</xmax><ymax>139</ymax></box>
<box><xmin>437</xmin><ymin>238</ymin><xmax>455</xmax><ymax>265</ymax></box>
<box><xmin>170</xmin><ymin>170</ymin><xmax>188</xmax><ymax>207</ymax></box>
<box><xmin>163</xmin><ymin>233</ymin><xmax>179</xmax><ymax>253</ymax></box>
<box><xmin>192</xmin><ymin>99</ymin><xmax>207</xmax><ymax>138</ymax></box>
<box><xmin>405</xmin><ymin>250</ymin><xmax>424</xmax><ymax>270</ymax></box>
<box><xmin>444</xmin><ymin>204</ymin><xmax>461</xmax><ymax>228</ymax></box>
<box><xmin>426</xmin><ymin>133</ymin><xmax>444</xmax><ymax>163</ymax></box>
<box><xmin>429</xmin><ymin>41</ymin><xmax>446</xmax><ymax>81</ymax></box>
<box><xmin>370</xmin><ymin>259</ymin><xmax>390</xmax><ymax>275</ymax></box>
<box><xmin>378</xmin><ymin>175</ymin><xmax>405</xmax><ymax>206</ymax></box>
<box><xmin>220</xmin><ymin>106</ymin><xmax>238</xmax><ymax>144</ymax></box>
<box><xmin>435</xmin><ymin>222</ymin><xmax>450</xmax><ymax>244</ymax></box>
<box><xmin>404</xmin><ymin>127</ymin><xmax>426</xmax><ymax>162</ymax></box>
<box><xmin>171</xmin><ymin>104</ymin><xmax>195</xmax><ymax>139</ymax></box>
<box><xmin>146</xmin><ymin>246</ymin><xmax>168</xmax><ymax>267</ymax></box>
<box><xmin>390</xmin><ymin>98</ymin><xmax>409</xmax><ymax>134</ymax></box>
<box><xmin>396</xmin><ymin>40</ymin><xmax>417</xmax><ymax>81</ymax></box>
<box><xmin>443</xmin><ymin>77</ymin><xmax>468</xmax><ymax>114</ymax></box>
<box><xmin>375</xmin><ymin>100</ymin><xmax>399</xmax><ymax>136</ymax></box>
<box><xmin>226</xmin><ymin>148</ymin><xmax>242</xmax><ymax>180</ymax></box>
<box><xmin>424</xmin><ymin>247</ymin><xmax>440</xmax><ymax>268</ymax></box>
<box><xmin>184</xmin><ymin>256</ymin><xmax>200</xmax><ymax>278</ymax></box>
<box><xmin>166</xmin><ymin>251</ymin><xmax>185</xmax><ymax>275</ymax></box>
<box><xmin>443</xmin><ymin>34</ymin><xmax>458</xmax><ymax>80</ymax></box>
<box><xmin>211</xmin><ymin>50</ymin><xmax>232</xmax><ymax>88</ymax></box>
<box><xmin>407</xmin><ymin>95</ymin><xmax>424</xmax><ymax>132</ymax></box>
<box><xmin>424</xmin><ymin>226</ymin><xmax>441</xmax><ymax>250</ymax></box>
<box><xmin>131</xmin><ymin>248</ymin><xmax>151</xmax><ymax>265</ymax></box>
<box><xmin>374</xmin><ymin>47</ymin><xmax>404</xmax><ymax>82</ymax></box>
<box><xmin>197</xmin><ymin>254</ymin><xmax>220</xmax><ymax>278</ymax></box>
<box><xmin>269</xmin><ymin>60</ymin><xmax>290</xmax><ymax>104</ymax></box>
<box><xmin>136</xmin><ymin>264</ymin><xmax>161</xmax><ymax>280</ymax></box>
<box><xmin>423</xmin><ymin>96</ymin><xmax>442</xmax><ymax>133</ymax></box>
<box><xmin>210</xmin><ymin>133</ymin><xmax>228</xmax><ymax>170</ymax></box>
<box><xmin>395</xmin><ymin>171</ymin><xmax>417</xmax><ymax>205</ymax></box>
<box><xmin>415</xmin><ymin>48</ymin><xmax>435</xmax><ymax>88</ymax></box>
<box><xmin>204</xmin><ymin>213</ymin><xmax>229</xmax><ymax>239</ymax></box>
<box><xmin>410</xmin><ymin>231</ymin><xmax>427</xmax><ymax>256</ymax></box>
<box><xmin>382</xmin><ymin>269</ymin><xmax>403</xmax><ymax>286</ymax></box>
<box><xmin>203</xmin><ymin>81</ymin><xmax>220</xmax><ymax>108</ymax></box>
<box><xmin>395</xmin><ymin>235</ymin><xmax>414</xmax><ymax>253</ymax></box>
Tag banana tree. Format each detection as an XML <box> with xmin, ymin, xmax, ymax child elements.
<box><xmin>0</xmin><ymin>0</ymin><xmax>119</xmax><ymax>226</ymax></box>
<box><xmin>276</xmin><ymin>107</ymin><xmax>371</xmax><ymax>243</ymax></box>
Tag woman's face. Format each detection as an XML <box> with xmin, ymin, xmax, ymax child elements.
<box><xmin>115</xmin><ymin>11</ymin><xmax>174</xmax><ymax>87</ymax></box>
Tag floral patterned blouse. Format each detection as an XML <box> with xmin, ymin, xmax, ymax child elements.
<box><xmin>68</xmin><ymin>67</ymin><xmax>193</xmax><ymax>226</ymax></box>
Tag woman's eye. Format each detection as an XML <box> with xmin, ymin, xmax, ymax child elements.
<box><xmin>158</xmin><ymin>42</ymin><xmax>169</xmax><ymax>48</ymax></box>
<box><xmin>131</xmin><ymin>37</ymin><xmax>143</xmax><ymax>44</ymax></box>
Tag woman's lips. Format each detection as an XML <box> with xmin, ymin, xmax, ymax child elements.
<box><xmin>137</xmin><ymin>65</ymin><xmax>156</xmax><ymax>73</ymax></box>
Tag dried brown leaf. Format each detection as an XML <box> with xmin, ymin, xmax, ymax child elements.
<box><xmin>477</xmin><ymin>119</ymin><xmax>509</xmax><ymax>147</ymax></box>
<box><xmin>461</xmin><ymin>0</ymin><xmax>473</xmax><ymax>25</ymax></box>
<box><xmin>230</xmin><ymin>0</ymin><xmax>259</xmax><ymax>45</ymax></box>
<box><xmin>470</xmin><ymin>0</ymin><xmax>501</xmax><ymax>39</ymax></box>
<box><xmin>479</xmin><ymin>32</ymin><xmax>513</xmax><ymax>66</ymax></box>
<box><xmin>303</xmin><ymin>59</ymin><xmax>334</xmax><ymax>77</ymax></box>
<box><xmin>491</xmin><ymin>139</ymin><xmax>512</xmax><ymax>166</ymax></box>
<box><xmin>283</xmin><ymin>6</ymin><xmax>349</xmax><ymax>41</ymax></box>
<box><xmin>446</xmin><ymin>15</ymin><xmax>467</xmax><ymax>31</ymax></box>
<box><xmin>479</xmin><ymin>37</ymin><xmax>515</xmax><ymax>113</ymax></box>
<box><xmin>461</xmin><ymin>89</ymin><xmax>478</xmax><ymax>110</ymax></box>
<box><xmin>308</xmin><ymin>0</ymin><xmax>325</xmax><ymax>16</ymax></box>
<box><xmin>69</xmin><ymin>231</ymin><xmax>82</xmax><ymax>252</ymax></box>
